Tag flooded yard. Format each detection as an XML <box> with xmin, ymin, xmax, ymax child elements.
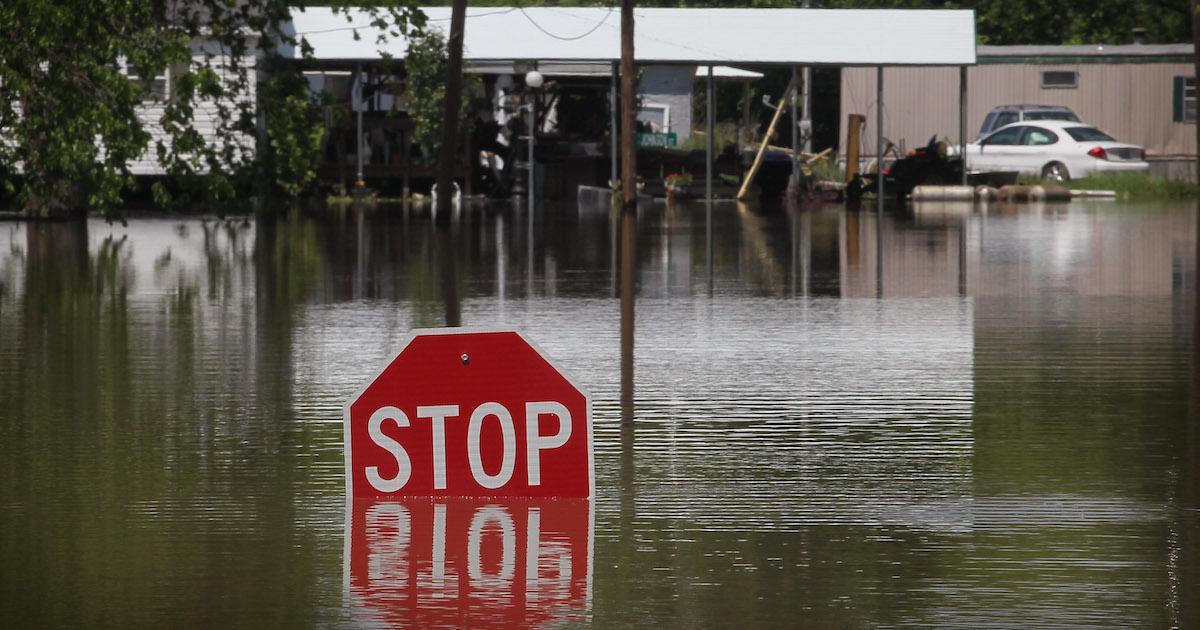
<box><xmin>0</xmin><ymin>198</ymin><xmax>1197</xmax><ymax>627</ymax></box>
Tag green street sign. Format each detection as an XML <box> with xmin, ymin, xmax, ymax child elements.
<box><xmin>636</xmin><ymin>132</ymin><xmax>677</xmax><ymax>148</ymax></box>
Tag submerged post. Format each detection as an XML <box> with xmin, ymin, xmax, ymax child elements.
<box><xmin>876</xmin><ymin>66</ymin><xmax>884</xmax><ymax>214</ymax></box>
<box><xmin>706</xmin><ymin>66</ymin><xmax>714</xmax><ymax>204</ymax></box>
<box><xmin>959</xmin><ymin>65</ymin><xmax>968</xmax><ymax>186</ymax></box>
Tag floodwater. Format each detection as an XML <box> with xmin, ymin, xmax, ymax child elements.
<box><xmin>0</xmin><ymin>197</ymin><xmax>1197</xmax><ymax>628</ymax></box>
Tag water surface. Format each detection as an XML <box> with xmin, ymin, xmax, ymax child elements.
<box><xmin>1</xmin><ymin>198</ymin><xmax>1197</xmax><ymax>627</ymax></box>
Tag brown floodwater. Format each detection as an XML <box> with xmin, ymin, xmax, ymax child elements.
<box><xmin>0</xmin><ymin>197</ymin><xmax>1197</xmax><ymax>627</ymax></box>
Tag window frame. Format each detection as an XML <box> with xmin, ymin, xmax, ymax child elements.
<box><xmin>981</xmin><ymin>125</ymin><xmax>1025</xmax><ymax>146</ymax></box>
<box><xmin>1021</xmin><ymin>127</ymin><xmax>1059</xmax><ymax>146</ymax></box>
<box><xmin>121</xmin><ymin>58</ymin><xmax>169</xmax><ymax>101</ymax></box>
<box><xmin>1185</xmin><ymin>77</ymin><xmax>1197</xmax><ymax>124</ymax></box>
<box><xmin>1040</xmin><ymin>70</ymin><xmax>1078</xmax><ymax>90</ymax></box>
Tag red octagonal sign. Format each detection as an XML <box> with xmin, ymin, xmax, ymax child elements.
<box><xmin>345</xmin><ymin>328</ymin><xmax>593</xmax><ymax>499</ymax></box>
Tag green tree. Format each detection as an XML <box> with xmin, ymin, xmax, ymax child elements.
<box><xmin>402</xmin><ymin>28</ymin><xmax>480</xmax><ymax>163</ymax></box>
<box><xmin>0</xmin><ymin>0</ymin><xmax>424</xmax><ymax>218</ymax></box>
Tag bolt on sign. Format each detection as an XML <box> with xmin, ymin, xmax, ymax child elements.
<box><xmin>344</xmin><ymin>328</ymin><xmax>594</xmax><ymax>499</ymax></box>
<box><xmin>344</xmin><ymin>329</ymin><xmax>594</xmax><ymax>626</ymax></box>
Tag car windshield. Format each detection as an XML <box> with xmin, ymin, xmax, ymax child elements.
<box><xmin>979</xmin><ymin>112</ymin><xmax>997</xmax><ymax>136</ymax></box>
<box><xmin>1024</xmin><ymin>111</ymin><xmax>1081</xmax><ymax>122</ymax></box>
<box><xmin>1065</xmin><ymin>127</ymin><xmax>1116</xmax><ymax>142</ymax></box>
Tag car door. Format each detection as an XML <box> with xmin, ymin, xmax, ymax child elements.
<box><xmin>1005</xmin><ymin>126</ymin><xmax>1060</xmax><ymax>176</ymax></box>
<box><xmin>972</xmin><ymin>125</ymin><xmax>1024</xmax><ymax>172</ymax></box>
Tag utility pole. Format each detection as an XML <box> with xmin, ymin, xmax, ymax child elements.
<box><xmin>620</xmin><ymin>0</ymin><xmax>636</xmax><ymax>211</ymax></box>
<box><xmin>434</xmin><ymin>0</ymin><xmax>468</xmax><ymax>224</ymax></box>
<box><xmin>1194</xmin><ymin>0</ymin><xmax>1199</xmax><ymax>173</ymax></box>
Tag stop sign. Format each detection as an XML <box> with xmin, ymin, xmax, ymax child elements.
<box><xmin>344</xmin><ymin>328</ymin><xmax>593</xmax><ymax>499</ymax></box>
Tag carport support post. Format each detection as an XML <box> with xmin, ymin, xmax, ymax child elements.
<box><xmin>876</xmin><ymin>66</ymin><xmax>884</xmax><ymax>214</ymax></box>
<box><xmin>790</xmin><ymin>66</ymin><xmax>799</xmax><ymax>189</ymax></box>
<box><xmin>611</xmin><ymin>61</ymin><xmax>619</xmax><ymax>189</ymax></box>
<box><xmin>959</xmin><ymin>65</ymin><xmax>968</xmax><ymax>186</ymax></box>
<box><xmin>706</xmin><ymin>65</ymin><xmax>714</xmax><ymax>292</ymax></box>
<box><xmin>528</xmin><ymin>86</ymin><xmax>536</xmax><ymax>217</ymax></box>
<box><xmin>355</xmin><ymin>62</ymin><xmax>363</xmax><ymax>186</ymax></box>
<box><xmin>802</xmin><ymin>66</ymin><xmax>812</xmax><ymax>154</ymax></box>
<box><xmin>706</xmin><ymin>66</ymin><xmax>714</xmax><ymax>204</ymax></box>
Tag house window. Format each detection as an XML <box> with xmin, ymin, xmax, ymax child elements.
<box><xmin>1176</xmin><ymin>76</ymin><xmax>1197</xmax><ymax>123</ymax></box>
<box><xmin>122</xmin><ymin>59</ymin><xmax>168</xmax><ymax>100</ymax></box>
<box><xmin>1041</xmin><ymin>71</ymin><xmax>1077</xmax><ymax>89</ymax></box>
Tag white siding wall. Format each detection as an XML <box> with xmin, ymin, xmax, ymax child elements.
<box><xmin>638</xmin><ymin>65</ymin><xmax>695</xmax><ymax>144</ymax></box>
<box><xmin>130</xmin><ymin>39</ymin><xmax>259</xmax><ymax>176</ymax></box>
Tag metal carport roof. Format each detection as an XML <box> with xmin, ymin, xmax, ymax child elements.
<box><xmin>287</xmin><ymin>6</ymin><xmax>976</xmax><ymax>67</ymax></box>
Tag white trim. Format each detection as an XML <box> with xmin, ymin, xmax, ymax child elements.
<box><xmin>638</xmin><ymin>102</ymin><xmax>671</xmax><ymax>134</ymax></box>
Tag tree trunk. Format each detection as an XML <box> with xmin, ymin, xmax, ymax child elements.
<box><xmin>434</xmin><ymin>0</ymin><xmax>467</xmax><ymax>224</ymax></box>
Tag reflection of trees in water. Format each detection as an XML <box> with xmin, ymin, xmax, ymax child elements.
<box><xmin>0</xmin><ymin>216</ymin><xmax>342</xmax><ymax>626</ymax></box>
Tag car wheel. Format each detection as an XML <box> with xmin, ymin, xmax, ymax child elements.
<box><xmin>1041</xmin><ymin>162</ymin><xmax>1070</xmax><ymax>183</ymax></box>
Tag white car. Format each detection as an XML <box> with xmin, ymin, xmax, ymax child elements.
<box><xmin>965</xmin><ymin>120</ymin><xmax>1149</xmax><ymax>181</ymax></box>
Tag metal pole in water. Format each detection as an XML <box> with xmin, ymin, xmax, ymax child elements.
<box><xmin>355</xmin><ymin>62</ymin><xmax>363</xmax><ymax>185</ymax></box>
<box><xmin>791</xmin><ymin>66</ymin><xmax>799</xmax><ymax>188</ymax></box>
<box><xmin>528</xmin><ymin>79</ymin><xmax>536</xmax><ymax>218</ymax></box>
<box><xmin>802</xmin><ymin>0</ymin><xmax>812</xmax><ymax>156</ymax></box>
<box><xmin>959</xmin><ymin>65</ymin><xmax>968</xmax><ymax>186</ymax></box>
<box><xmin>875</xmin><ymin>66</ymin><xmax>884</xmax><ymax>298</ymax></box>
<box><xmin>611</xmin><ymin>61</ymin><xmax>619</xmax><ymax>191</ymax></box>
<box><xmin>876</xmin><ymin>66</ymin><xmax>884</xmax><ymax>215</ymax></box>
<box><xmin>706</xmin><ymin>66</ymin><xmax>714</xmax><ymax>294</ymax></box>
<box><xmin>802</xmin><ymin>66</ymin><xmax>812</xmax><ymax>154</ymax></box>
<box><xmin>706</xmin><ymin>66</ymin><xmax>714</xmax><ymax>204</ymax></box>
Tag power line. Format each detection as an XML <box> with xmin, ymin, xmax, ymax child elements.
<box><xmin>426</xmin><ymin>8</ymin><xmax>518</xmax><ymax>22</ymax></box>
<box><xmin>518</xmin><ymin>6</ymin><xmax>615</xmax><ymax>41</ymax></box>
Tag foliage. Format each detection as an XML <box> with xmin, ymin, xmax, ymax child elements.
<box><xmin>0</xmin><ymin>0</ymin><xmax>424</xmax><ymax>219</ymax></box>
<box><xmin>679</xmin><ymin>122</ymin><xmax>739</xmax><ymax>153</ymax></box>
<box><xmin>402</xmin><ymin>28</ymin><xmax>480</xmax><ymax>163</ymax></box>
<box><xmin>259</xmin><ymin>61</ymin><xmax>328</xmax><ymax>199</ymax></box>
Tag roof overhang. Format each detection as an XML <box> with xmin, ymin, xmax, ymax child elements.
<box><xmin>287</xmin><ymin>6</ymin><xmax>977</xmax><ymax>67</ymax></box>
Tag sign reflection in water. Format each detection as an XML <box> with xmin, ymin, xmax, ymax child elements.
<box><xmin>347</xmin><ymin>498</ymin><xmax>592</xmax><ymax>627</ymax></box>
